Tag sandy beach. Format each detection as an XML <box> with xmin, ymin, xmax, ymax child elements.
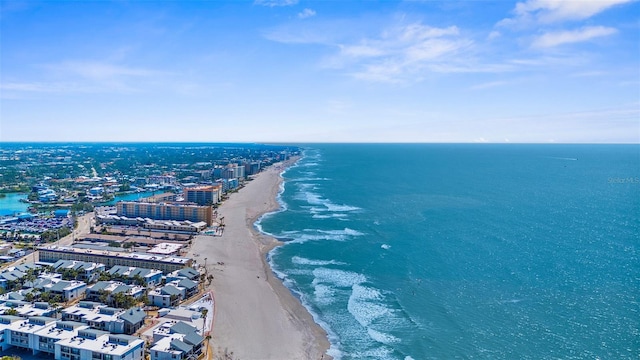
<box><xmin>187</xmin><ymin>158</ymin><xmax>331</xmax><ymax>360</ymax></box>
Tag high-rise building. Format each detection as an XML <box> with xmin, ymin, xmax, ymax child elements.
<box><xmin>183</xmin><ymin>185</ymin><xmax>221</xmax><ymax>205</ymax></box>
<box><xmin>116</xmin><ymin>201</ymin><xmax>213</xmax><ymax>225</ymax></box>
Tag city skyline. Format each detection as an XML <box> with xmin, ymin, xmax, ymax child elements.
<box><xmin>1</xmin><ymin>0</ymin><xmax>639</xmax><ymax>143</ymax></box>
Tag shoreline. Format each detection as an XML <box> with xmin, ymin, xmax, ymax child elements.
<box><xmin>188</xmin><ymin>156</ymin><xmax>332</xmax><ymax>360</ymax></box>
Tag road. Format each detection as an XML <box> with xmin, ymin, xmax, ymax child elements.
<box><xmin>5</xmin><ymin>212</ymin><xmax>94</xmax><ymax>267</ymax></box>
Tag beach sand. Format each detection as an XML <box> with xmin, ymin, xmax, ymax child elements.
<box><xmin>187</xmin><ymin>158</ymin><xmax>331</xmax><ymax>360</ymax></box>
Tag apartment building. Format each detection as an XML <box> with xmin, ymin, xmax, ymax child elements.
<box><xmin>55</xmin><ymin>329</ymin><xmax>144</xmax><ymax>360</ymax></box>
<box><xmin>183</xmin><ymin>185</ymin><xmax>221</xmax><ymax>206</ymax></box>
<box><xmin>39</xmin><ymin>245</ymin><xmax>192</xmax><ymax>274</ymax></box>
<box><xmin>116</xmin><ymin>201</ymin><xmax>212</xmax><ymax>226</ymax></box>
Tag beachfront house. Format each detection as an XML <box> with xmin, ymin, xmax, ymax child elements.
<box><xmin>150</xmin><ymin>321</ymin><xmax>204</xmax><ymax>360</ymax></box>
<box><xmin>148</xmin><ymin>285</ymin><xmax>183</xmax><ymax>308</ymax></box>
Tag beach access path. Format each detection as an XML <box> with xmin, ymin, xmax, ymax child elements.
<box><xmin>188</xmin><ymin>158</ymin><xmax>331</xmax><ymax>360</ymax></box>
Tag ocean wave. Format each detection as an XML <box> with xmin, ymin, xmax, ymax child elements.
<box><xmin>312</xmin><ymin>213</ymin><xmax>349</xmax><ymax>220</ymax></box>
<box><xmin>290</xmin><ymin>177</ymin><xmax>331</xmax><ymax>182</ymax></box>
<box><xmin>292</xmin><ymin>256</ymin><xmax>347</xmax><ymax>266</ymax></box>
<box><xmin>367</xmin><ymin>328</ymin><xmax>400</xmax><ymax>344</ymax></box>
<box><xmin>314</xmin><ymin>284</ymin><xmax>336</xmax><ymax>305</ymax></box>
<box><xmin>348</xmin><ymin>284</ymin><xmax>390</xmax><ymax>328</ymax></box>
<box><xmin>312</xmin><ymin>267</ymin><xmax>367</xmax><ymax>288</ymax></box>
<box><xmin>319</xmin><ymin>228</ymin><xmax>364</xmax><ymax>236</ymax></box>
<box><xmin>295</xmin><ymin>189</ymin><xmax>361</xmax><ymax>213</ymax></box>
<box><xmin>284</xmin><ymin>228</ymin><xmax>364</xmax><ymax>244</ymax></box>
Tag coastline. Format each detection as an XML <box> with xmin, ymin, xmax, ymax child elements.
<box><xmin>188</xmin><ymin>156</ymin><xmax>331</xmax><ymax>360</ymax></box>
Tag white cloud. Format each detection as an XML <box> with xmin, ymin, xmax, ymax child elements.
<box><xmin>335</xmin><ymin>23</ymin><xmax>472</xmax><ymax>82</ymax></box>
<box><xmin>469</xmin><ymin>80</ymin><xmax>509</xmax><ymax>90</ymax></box>
<box><xmin>254</xmin><ymin>0</ymin><xmax>298</xmax><ymax>7</ymax></box>
<box><xmin>51</xmin><ymin>61</ymin><xmax>160</xmax><ymax>80</ymax></box>
<box><xmin>298</xmin><ymin>8</ymin><xmax>316</xmax><ymax>19</ymax></box>
<box><xmin>487</xmin><ymin>30</ymin><xmax>501</xmax><ymax>40</ymax></box>
<box><xmin>532</xmin><ymin>26</ymin><xmax>617</xmax><ymax>48</ymax></box>
<box><xmin>499</xmin><ymin>0</ymin><xmax>634</xmax><ymax>26</ymax></box>
<box><xmin>0</xmin><ymin>81</ymin><xmax>96</xmax><ymax>95</ymax></box>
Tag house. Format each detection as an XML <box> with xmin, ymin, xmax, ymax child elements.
<box><xmin>62</xmin><ymin>302</ymin><xmax>145</xmax><ymax>336</ymax></box>
<box><xmin>167</xmin><ymin>279</ymin><xmax>198</xmax><ymax>299</ymax></box>
<box><xmin>51</xmin><ymin>260</ymin><xmax>105</xmax><ymax>283</ymax></box>
<box><xmin>80</xmin><ymin>306</ymin><xmax>126</xmax><ymax>334</ymax></box>
<box><xmin>166</xmin><ymin>267</ymin><xmax>200</xmax><ymax>282</ymax></box>
<box><xmin>147</xmin><ymin>285</ymin><xmax>183</xmax><ymax>308</ymax></box>
<box><xmin>0</xmin><ymin>264</ymin><xmax>42</xmax><ymax>290</ymax></box>
<box><xmin>150</xmin><ymin>321</ymin><xmax>204</xmax><ymax>360</ymax></box>
<box><xmin>42</xmin><ymin>280</ymin><xmax>87</xmax><ymax>302</ymax></box>
<box><xmin>107</xmin><ymin>265</ymin><xmax>163</xmax><ymax>287</ymax></box>
<box><xmin>85</xmin><ymin>281</ymin><xmax>144</xmax><ymax>307</ymax></box>
<box><xmin>119</xmin><ymin>307</ymin><xmax>146</xmax><ymax>335</ymax></box>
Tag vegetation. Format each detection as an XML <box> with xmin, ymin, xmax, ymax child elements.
<box><xmin>40</xmin><ymin>227</ymin><xmax>72</xmax><ymax>242</ymax></box>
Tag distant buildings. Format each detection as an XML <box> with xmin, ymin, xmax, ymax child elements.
<box><xmin>212</xmin><ymin>163</ymin><xmax>245</xmax><ymax>180</ymax></box>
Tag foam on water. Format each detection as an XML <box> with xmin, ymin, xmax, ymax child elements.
<box><xmin>292</xmin><ymin>256</ymin><xmax>347</xmax><ymax>266</ymax></box>
<box><xmin>347</xmin><ymin>284</ymin><xmax>390</xmax><ymax>328</ymax></box>
<box><xmin>312</xmin><ymin>267</ymin><xmax>367</xmax><ymax>288</ymax></box>
<box><xmin>367</xmin><ymin>328</ymin><xmax>400</xmax><ymax>344</ymax></box>
<box><xmin>314</xmin><ymin>284</ymin><xmax>336</xmax><ymax>305</ymax></box>
<box><xmin>280</xmin><ymin>227</ymin><xmax>364</xmax><ymax>244</ymax></box>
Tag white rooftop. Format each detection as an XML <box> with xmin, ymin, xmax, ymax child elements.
<box><xmin>40</xmin><ymin>245</ymin><xmax>190</xmax><ymax>264</ymax></box>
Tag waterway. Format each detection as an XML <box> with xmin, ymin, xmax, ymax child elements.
<box><xmin>0</xmin><ymin>193</ymin><xmax>29</xmax><ymax>216</ymax></box>
<box><xmin>0</xmin><ymin>190</ymin><xmax>159</xmax><ymax>215</ymax></box>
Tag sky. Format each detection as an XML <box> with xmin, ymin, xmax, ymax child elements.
<box><xmin>1</xmin><ymin>0</ymin><xmax>639</xmax><ymax>143</ymax></box>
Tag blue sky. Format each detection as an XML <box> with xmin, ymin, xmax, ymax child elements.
<box><xmin>1</xmin><ymin>0</ymin><xmax>638</xmax><ymax>143</ymax></box>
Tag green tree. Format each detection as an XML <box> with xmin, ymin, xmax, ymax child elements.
<box><xmin>3</xmin><ymin>308</ymin><xmax>19</xmax><ymax>316</ymax></box>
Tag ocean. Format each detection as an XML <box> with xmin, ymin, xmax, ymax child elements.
<box><xmin>257</xmin><ymin>144</ymin><xmax>639</xmax><ymax>360</ymax></box>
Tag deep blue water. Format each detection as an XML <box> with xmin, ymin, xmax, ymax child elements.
<box><xmin>257</xmin><ymin>144</ymin><xmax>639</xmax><ymax>360</ymax></box>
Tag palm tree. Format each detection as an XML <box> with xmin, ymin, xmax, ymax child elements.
<box><xmin>200</xmin><ymin>308</ymin><xmax>208</xmax><ymax>334</ymax></box>
<box><xmin>204</xmin><ymin>334</ymin><xmax>212</xmax><ymax>359</ymax></box>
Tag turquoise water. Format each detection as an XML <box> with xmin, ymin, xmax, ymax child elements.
<box><xmin>0</xmin><ymin>191</ymin><xmax>158</xmax><ymax>215</ymax></box>
<box><xmin>258</xmin><ymin>144</ymin><xmax>639</xmax><ymax>360</ymax></box>
<box><xmin>103</xmin><ymin>191</ymin><xmax>158</xmax><ymax>205</ymax></box>
<box><xmin>0</xmin><ymin>193</ymin><xmax>29</xmax><ymax>216</ymax></box>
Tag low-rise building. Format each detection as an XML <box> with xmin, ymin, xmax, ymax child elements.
<box><xmin>6</xmin><ymin>316</ymin><xmax>57</xmax><ymax>351</ymax></box>
<box><xmin>39</xmin><ymin>245</ymin><xmax>192</xmax><ymax>274</ymax></box>
<box><xmin>50</xmin><ymin>260</ymin><xmax>106</xmax><ymax>283</ymax></box>
<box><xmin>55</xmin><ymin>329</ymin><xmax>144</xmax><ymax>360</ymax></box>
<box><xmin>0</xmin><ymin>301</ymin><xmax>58</xmax><ymax>318</ymax></box>
<box><xmin>32</xmin><ymin>321</ymin><xmax>89</xmax><ymax>356</ymax></box>
<box><xmin>150</xmin><ymin>321</ymin><xmax>204</xmax><ymax>360</ymax></box>
<box><xmin>148</xmin><ymin>286</ymin><xmax>183</xmax><ymax>308</ymax></box>
<box><xmin>62</xmin><ymin>302</ymin><xmax>145</xmax><ymax>335</ymax></box>
<box><xmin>0</xmin><ymin>315</ymin><xmax>23</xmax><ymax>351</ymax></box>
<box><xmin>43</xmin><ymin>280</ymin><xmax>87</xmax><ymax>302</ymax></box>
<box><xmin>166</xmin><ymin>268</ymin><xmax>200</xmax><ymax>283</ymax></box>
<box><xmin>85</xmin><ymin>281</ymin><xmax>145</xmax><ymax>307</ymax></box>
<box><xmin>107</xmin><ymin>265</ymin><xmax>163</xmax><ymax>287</ymax></box>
